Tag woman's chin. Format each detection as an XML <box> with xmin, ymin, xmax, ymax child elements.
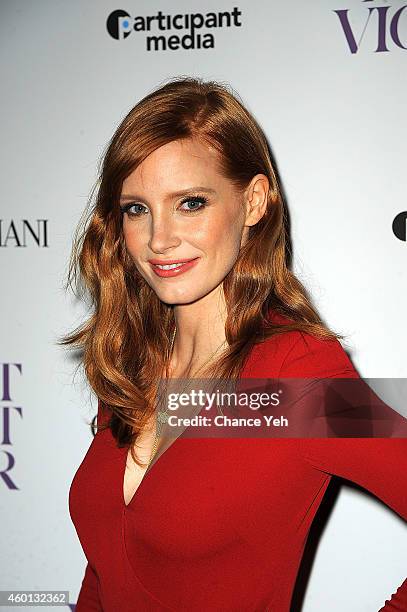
<box><xmin>154</xmin><ymin>287</ymin><xmax>210</xmax><ymax>306</ymax></box>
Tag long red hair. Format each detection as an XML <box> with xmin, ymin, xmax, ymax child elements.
<box><xmin>59</xmin><ymin>76</ymin><xmax>343</xmax><ymax>466</ymax></box>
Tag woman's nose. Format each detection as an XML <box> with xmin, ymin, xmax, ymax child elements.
<box><xmin>148</xmin><ymin>216</ymin><xmax>181</xmax><ymax>254</ymax></box>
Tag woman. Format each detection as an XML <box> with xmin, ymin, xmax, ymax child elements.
<box><xmin>64</xmin><ymin>76</ymin><xmax>407</xmax><ymax>611</ymax></box>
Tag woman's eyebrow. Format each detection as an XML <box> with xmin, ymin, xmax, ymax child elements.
<box><xmin>119</xmin><ymin>186</ymin><xmax>217</xmax><ymax>202</ymax></box>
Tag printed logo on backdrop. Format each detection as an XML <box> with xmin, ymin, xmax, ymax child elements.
<box><xmin>392</xmin><ymin>211</ymin><xmax>407</xmax><ymax>241</ymax></box>
<box><xmin>0</xmin><ymin>364</ymin><xmax>23</xmax><ymax>493</ymax></box>
<box><xmin>0</xmin><ymin>220</ymin><xmax>49</xmax><ymax>247</ymax></box>
<box><xmin>334</xmin><ymin>0</ymin><xmax>407</xmax><ymax>53</ymax></box>
<box><xmin>106</xmin><ymin>7</ymin><xmax>242</xmax><ymax>50</ymax></box>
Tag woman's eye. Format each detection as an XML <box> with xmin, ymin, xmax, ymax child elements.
<box><xmin>179</xmin><ymin>196</ymin><xmax>208</xmax><ymax>213</ymax></box>
<box><xmin>120</xmin><ymin>203</ymin><xmax>147</xmax><ymax>217</ymax></box>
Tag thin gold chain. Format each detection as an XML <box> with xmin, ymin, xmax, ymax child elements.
<box><xmin>147</xmin><ymin>326</ymin><xmax>227</xmax><ymax>467</ymax></box>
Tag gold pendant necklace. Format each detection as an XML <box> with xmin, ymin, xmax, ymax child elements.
<box><xmin>147</xmin><ymin>326</ymin><xmax>227</xmax><ymax>467</ymax></box>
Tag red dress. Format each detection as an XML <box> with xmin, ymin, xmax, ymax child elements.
<box><xmin>69</xmin><ymin>314</ymin><xmax>407</xmax><ymax>611</ymax></box>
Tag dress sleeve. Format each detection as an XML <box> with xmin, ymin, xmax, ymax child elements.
<box><xmin>75</xmin><ymin>561</ymin><xmax>103</xmax><ymax>611</ymax></box>
<box><xmin>279</xmin><ymin>332</ymin><xmax>407</xmax><ymax>611</ymax></box>
<box><xmin>75</xmin><ymin>399</ymin><xmax>106</xmax><ymax>611</ymax></box>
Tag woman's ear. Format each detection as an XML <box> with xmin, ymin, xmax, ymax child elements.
<box><xmin>243</xmin><ymin>174</ymin><xmax>269</xmax><ymax>227</ymax></box>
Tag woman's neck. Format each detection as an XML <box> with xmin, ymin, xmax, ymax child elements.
<box><xmin>169</xmin><ymin>286</ymin><xmax>228</xmax><ymax>379</ymax></box>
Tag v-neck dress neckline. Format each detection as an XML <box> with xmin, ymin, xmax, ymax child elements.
<box><xmin>120</xmin><ymin>385</ymin><xmax>212</xmax><ymax>510</ymax></box>
<box><xmin>120</xmin><ymin>363</ymin><xmax>256</xmax><ymax>510</ymax></box>
<box><xmin>121</xmin><ymin>432</ymin><xmax>182</xmax><ymax>510</ymax></box>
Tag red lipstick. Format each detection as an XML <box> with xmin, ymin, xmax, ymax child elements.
<box><xmin>149</xmin><ymin>257</ymin><xmax>200</xmax><ymax>278</ymax></box>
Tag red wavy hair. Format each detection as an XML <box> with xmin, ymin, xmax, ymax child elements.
<box><xmin>59</xmin><ymin>76</ymin><xmax>343</xmax><ymax>466</ymax></box>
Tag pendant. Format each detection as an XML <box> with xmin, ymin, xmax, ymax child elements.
<box><xmin>157</xmin><ymin>410</ymin><xmax>169</xmax><ymax>424</ymax></box>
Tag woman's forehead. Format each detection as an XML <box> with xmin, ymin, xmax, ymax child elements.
<box><xmin>121</xmin><ymin>140</ymin><xmax>227</xmax><ymax>195</ymax></box>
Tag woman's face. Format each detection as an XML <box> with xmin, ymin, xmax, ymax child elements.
<box><xmin>120</xmin><ymin>137</ymin><xmax>264</xmax><ymax>306</ymax></box>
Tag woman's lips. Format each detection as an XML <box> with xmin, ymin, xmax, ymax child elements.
<box><xmin>150</xmin><ymin>258</ymin><xmax>200</xmax><ymax>277</ymax></box>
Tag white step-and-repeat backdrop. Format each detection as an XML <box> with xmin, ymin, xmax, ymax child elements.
<box><xmin>2</xmin><ymin>1</ymin><xmax>406</xmax><ymax>610</ymax></box>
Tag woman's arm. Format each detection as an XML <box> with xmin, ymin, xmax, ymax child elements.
<box><xmin>303</xmin><ymin>436</ymin><xmax>407</xmax><ymax>611</ymax></box>
<box><xmin>75</xmin><ymin>561</ymin><xmax>103</xmax><ymax>611</ymax></box>
<box><xmin>278</xmin><ymin>331</ymin><xmax>407</xmax><ymax>611</ymax></box>
<box><xmin>379</xmin><ymin>579</ymin><xmax>407</xmax><ymax>611</ymax></box>
<box><xmin>70</xmin><ymin>401</ymin><xmax>108</xmax><ymax>611</ymax></box>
